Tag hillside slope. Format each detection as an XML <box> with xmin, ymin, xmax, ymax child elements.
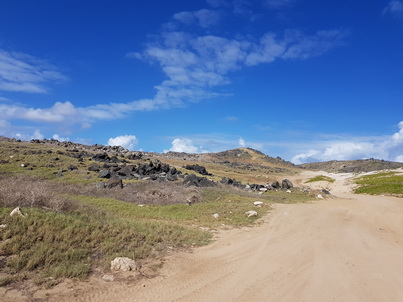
<box><xmin>300</xmin><ymin>158</ymin><xmax>403</xmax><ymax>173</ymax></box>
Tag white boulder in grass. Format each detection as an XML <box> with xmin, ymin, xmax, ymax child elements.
<box><xmin>10</xmin><ymin>207</ymin><xmax>26</xmax><ymax>217</ymax></box>
<box><xmin>111</xmin><ymin>257</ymin><xmax>137</xmax><ymax>272</ymax></box>
<box><xmin>245</xmin><ymin>210</ymin><xmax>258</xmax><ymax>217</ymax></box>
<box><xmin>212</xmin><ymin>213</ymin><xmax>220</xmax><ymax>219</ymax></box>
<box><xmin>254</xmin><ymin>201</ymin><xmax>264</xmax><ymax>207</ymax></box>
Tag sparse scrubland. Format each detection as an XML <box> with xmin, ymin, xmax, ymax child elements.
<box><xmin>1</xmin><ymin>137</ymin><xmax>401</xmax><ymax>292</ymax></box>
<box><xmin>0</xmin><ymin>138</ymin><xmax>310</xmax><ymax>288</ymax></box>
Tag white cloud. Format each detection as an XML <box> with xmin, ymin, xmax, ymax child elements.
<box><xmin>108</xmin><ymin>135</ymin><xmax>138</xmax><ymax>150</ymax></box>
<box><xmin>0</xmin><ymin>49</ymin><xmax>67</xmax><ymax>93</ymax></box>
<box><xmin>238</xmin><ymin>137</ymin><xmax>246</xmax><ymax>147</ymax></box>
<box><xmin>383</xmin><ymin>0</ymin><xmax>403</xmax><ymax>17</ymax></box>
<box><xmin>0</xmin><ymin>5</ymin><xmax>346</xmax><ymax>137</ymax></box>
<box><xmin>32</xmin><ymin>129</ymin><xmax>44</xmax><ymax>140</ymax></box>
<box><xmin>52</xmin><ymin>134</ymin><xmax>69</xmax><ymax>142</ymax></box>
<box><xmin>291</xmin><ymin>121</ymin><xmax>403</xmax><ymax>164</ymax></box>
<box><xmin>164</xmin><ymin>138</ymin><xmax>200</xmax><ymax>153</ymax></box>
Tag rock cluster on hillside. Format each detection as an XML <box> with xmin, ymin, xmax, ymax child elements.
<box><xmin>96</xmin><ymin>159</ymin><xmax>182</xmax><ymax>183</ymax></box>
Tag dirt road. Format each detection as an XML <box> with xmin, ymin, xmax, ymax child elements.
<box><xmin>5</xmin><ymin>171</ymin><xmax>403</xmax><ymax>301</ymax></box>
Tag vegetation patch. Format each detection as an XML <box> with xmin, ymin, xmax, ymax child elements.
<box><xmin>0</xmin><ymin>138</ymin><xmax>312</xmax><ymax>289</ymax></box>
<box><xmin>305</xmin><ymin>175</ymin><xmax>336</xmax><ymax>183</ymax></box>
<box><xmin>353</xmin><ymin>172</ymin><xmax>403</xmax><ymax>196</ymax></box>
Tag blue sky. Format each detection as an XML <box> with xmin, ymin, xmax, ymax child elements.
<box><xmin>0</xmin><ymin>0</ymin><xmax>402</xmax><ymax>163</ymax></box>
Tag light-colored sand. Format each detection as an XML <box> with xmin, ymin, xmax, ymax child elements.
<box><xmin>3</xmin><ymin>171</ymin><xmax>403</xmax><ymax>302</ymax></box>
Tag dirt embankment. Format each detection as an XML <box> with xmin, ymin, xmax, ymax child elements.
<box><xmin>3</xmin><ymin>171</ymin><xmax>403</xmax><ymax>302</ymax></box>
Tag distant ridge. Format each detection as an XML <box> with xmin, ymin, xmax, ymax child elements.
<box><xmin>300</xmin><ymin>158</ymin><xmax>403</xmax><ymax>173</ymax></box>
<box><xmin>206</xmin><ymin>148</ymin><xmax>296</xmax><ymax>168</ymax></box>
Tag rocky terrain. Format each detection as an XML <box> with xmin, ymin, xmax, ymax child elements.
<box><xmin>1</xmin><ymin>136</ymin><xmax>402</xmax><ymax>302</ymax></box>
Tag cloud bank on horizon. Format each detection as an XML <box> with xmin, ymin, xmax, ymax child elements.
<box><xmin>0</xmin><ymin>0</ymin><xmax>402</xmax><ymax>163</ymax></box>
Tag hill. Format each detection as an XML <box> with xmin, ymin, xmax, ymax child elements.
<box><xmin>0</xmin><ymin>137</ymin><xmax>310</xmax><ymax>291</ymax></box>
<box><xmin>300</xmin><ymin>158</ymin><xmax>403</xmax><ymax>173</ymax></box>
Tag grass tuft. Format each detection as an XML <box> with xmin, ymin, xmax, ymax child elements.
<box><xmin>305</xmin><ymin>175</ymin><xmax>336</xmax><ymax>183</ymax></box>
<box><xmin>353</xmin><ymin>172</ymin><xmax>403</xmax><ymax>196</ymax></box>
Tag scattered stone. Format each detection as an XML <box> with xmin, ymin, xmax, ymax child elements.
<box><xmin>111</xmin><ymin>257</ymin><xmax>137</xmax><ymax>272</ymax></box>
<box><xmin>212</xmin><ymin>213</ymin><xmax>220</xmax><ymax>219</ymax></box>
<box><xmin>259</xmin><ymin>187</ymin><xmax>268</xmax><ymax>192</ymax></box>
<box><xmin>0</xmin><ymin>224</ymin><xmax>7</xmax><ymax>229</ymax></box>
<box><xmin>282</xmin><ymin>179</ymin><xmax>293</xmax><ymax>189</ymax></box>
<box><xmin>10</xmin><ymin>207</ymin><xmax>26</xmax><ymax>217</ymax></box>
<box><xmin>271</xmin><ymin>181</ymin><xmax>281</xmax><ymax>189</ymax></box>
<box><xmin>99</xmin><ymin>170</ymin><xmax>112</xmax><ymax>179</ymax></box>
<box><xmin>106</xmin><ymin>177</ymin><xmax>123</xmax><ymax>189</ymax></box>
<box><xmin>220</xmin><ymin>177</ymin><xmax>244</xmax><ymax>188</ymax></box>
<box><xmin>117</xmin><ymin>165</ymin><xmax>135</xmax><ymax>176</ymax></box>
<box><xmin>88</xmin><ymin>163</ymin><xmax>101</xmax><ymax>172</ymax></box>
<box><xmin>322</xmin><ymin>189</ymin><xmax>331</xmax><ymax>195</ymax></box>
<box><xmin>317</xmin><ymin>194</ymin><xmax>324</xmax><ymax>199</ymax></box>
<box><xmin>102</xmin><ymin>274</ymin><xmax>115</xmax><ymax>282</ymax></box>
<box><xmin>184</xmin><ymin>164</ymin><xmax>211</xmax><ymax>175</ymax></box>
<box><xmin>286</xmin><ymin>189</ymin><xmax>291</xmax><ymax>193</ymax></box>
<box><xmin>253</xmin><ymin>201</ymin><xmax>264</xmax><ymax>207</ymax></box>
<box><xmin>183</xmin><ymin>174</ymin><xmax>215</xmax><ymax>187</ymax></box>
<box><xmin>95</xmin><ymin>182</ymin><xmax>106</xmax><ymax>189</ymax></box>
<box><xmin>67</xmin><ymin>164</ymin><xmax>78</xmax><ymax>171</ymax></box>
<box><xmin>245</xmin><ymin>210</ymin><xmax>258</xmax><ymax>217</ymax></box>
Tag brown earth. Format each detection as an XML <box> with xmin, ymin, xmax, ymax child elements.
<box><xmin>2</xmin><ymin>170</ymin><xmax>403</xmax><ymax>302</ymax></box>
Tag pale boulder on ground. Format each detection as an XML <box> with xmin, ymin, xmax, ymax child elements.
<box><xmin>110</xmin><ymin>257</ymin><xmax>137</xmax><ymax>272</ymax></box>
<box><xmin>253</xmin><ymin>201</ymin><xmax>264</xmax><ymax>207</ymax></box>
<box><xmin>245</xmin><ymin>210</ymin><xmax>258</xmax><ymax>217</ymax></box>
<box><xmin>10</xmin><ymin>207</ymin><xmax>26</xmax><ymax>217</ymax></box>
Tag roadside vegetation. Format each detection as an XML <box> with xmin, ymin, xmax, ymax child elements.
<box><xmin>0</xmin><ymin>139</ymin><xmax>312</xmax><ymax>288</ymax></box>
<box><xmin>353</xmin><ymin>171</ymin><xmax>403</xmax><ymax>196</ymax></box>
<box><xmin>305</xmin><ymin>175</ymin><xmax>336</xmax><ymax>183</ymax></box>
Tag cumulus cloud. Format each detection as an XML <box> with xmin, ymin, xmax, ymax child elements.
<box><xmin>383</xmin><ymin>0</ymin><xmax>403</xmax><ymax>17</ymax></box>
<box><xmin>131</xmin><ymin>27</ymin><xmax>345</xmax><ymax>113</ymax></box>
<box><xmin>52</xmin><ymin>134</ymin><xmax>69</xmax><ymax>142</ymax></box>
<box><xmin>291</xmin><ymin>121</ymin><xmax>403</xmax><ymax>164</ymax></box>
<box><xmin>32</xmin><ymin>129</ymin><xmax>45</xmax><ymax>140</ymax></box>
<box><xmin>108</xmin><ymin>135</ymin><xmax>138</xmax><ymax>150</ymax></box>
<box><xmin>164</xmin><ymin>138</ymin><xmax>200</xmax><ymax>153</ymax></box>
<box><xmin>0</xmin><ymin>49</ymin><xmax>67</xmax><ymax>93</ymax></box>
<box><xmin>0</xmin><ymin>4</ymin><xmax>346</xmax><ymax>138</ymax></box>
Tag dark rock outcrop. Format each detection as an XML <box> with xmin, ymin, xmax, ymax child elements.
<box><xmin>183</xmin><ymin>174</ymin><xmax>215</xmax><ymax>187</ymax></box>
<box><xmin>106</xmin><ymin>177</ymin><xmax>123</xmax><ymax>189</ymax></box>
<box><xmin>88</xmin><ymin>163</ymin><xmax>101</xmax><ymax>172</ymax></box>
<box><xmin>281</xmin><ymin>179</ymin><xmax>293</xmax><ymax>189</ymax></box>
<box><xmin>184</xmin><ymin>164</ymin><xmax>211</xmax><ymax>176</ymax></box>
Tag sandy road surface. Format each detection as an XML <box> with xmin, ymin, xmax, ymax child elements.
<box><xmin>3</xmin><ymin>171</ymin><xmax>403</xmax><ymax>302</ymax></box>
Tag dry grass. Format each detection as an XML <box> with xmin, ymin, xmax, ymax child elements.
<box><xmin>0</xmin><ymin>174</ymin><xmax>75</xmax><ymax>212</ymax></box>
